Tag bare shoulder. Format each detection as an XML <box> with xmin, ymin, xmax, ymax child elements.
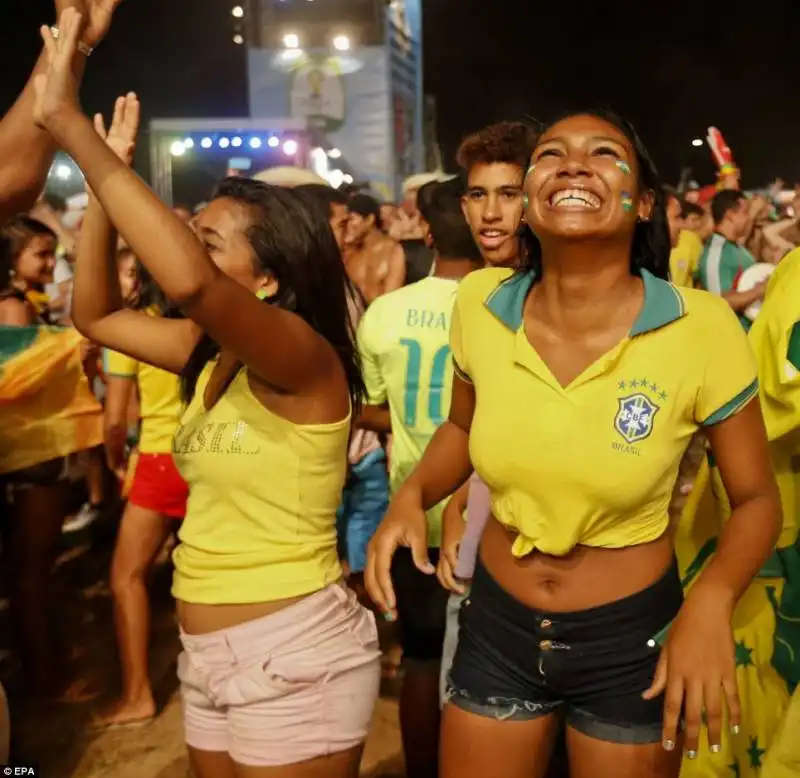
<box><xmin>0</xmin><ymin>296</ymin><xmax>35</xmax><ymax>326</ymax></box>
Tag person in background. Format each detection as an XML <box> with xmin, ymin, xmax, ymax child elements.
<box><xmin>0</xmin><ymin>216</ymin><xmax>57</xmax><ymax>323</ymax></box>
<box><xmin>389</xmin><ymin>172</ymin><xmax>448</xmax><ymax>241</ymax></box>
<box><xmin>345</xmin><ymin>193</ymin><xmax>406</xmax><ymax>303</ymax></box>
<box><xmin>438</xmin><ymin>120</ymin><xmax>537</xmax><ymax>695</ymax></box>
<box><xmin>380</xmin><ymin>202</ymin><xmax>398</xmax><ymax>235</ymax></box>
<box><xmin>682</xmin><ymin>201</ymin><xmax>714</xmax><ymax>242</ymax></box>
<box><xmin>359</xmin><ymin>176</ymin><xmax>484</xmax><ymax>778</ymax></box>
<box><xmin>293</xmin><ymin>184</ymin><xmax>350</xmax><ymax>251</ymax></box>
<box><xmin>697</xmin><ymin>190</ymin><xmax>765</xmax><ymax>329</ymax></box>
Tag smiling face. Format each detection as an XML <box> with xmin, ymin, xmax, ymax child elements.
<box><xmin>524</xmin><ymin>114</ymin><xmax>652</xmax><ymax>244</ymax></box>
<box><xmin>462</xmin><ymin>162</ymin><xmax>524</xmax><ymax>266</ymax></box>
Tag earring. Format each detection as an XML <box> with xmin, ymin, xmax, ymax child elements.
<box><xmin>523</xmin><ymin>193</ymin><xmax>529</xmax><ymax>208</ymax></box>
<box><xmin>256</xmin><ymin>288</ymin><xmax>269</xmax><ymax>300</ymax></box>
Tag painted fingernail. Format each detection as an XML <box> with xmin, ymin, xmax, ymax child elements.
<box><xmin>383</xmin><ymin>611</ymin><xmax>395</xmax><ymax>622</ymax></box>
<box><xmin>711</xmin><ymin>745</ymin><xmax>721</xmax><ymax>754</ymax></box>
<box><xmin>687</xmin><ymin>751</ymin><xmax>698</xmax><ymax>760</ymax></box>
<box><xmin>731</xmin><ymin>724</ymin><xmax>740</xmax><ymax>735</ymax></box>
<box><xmin>663</xmin><ymin>740</ymin><xmax>675</xmax><ymax>752</ymax></box>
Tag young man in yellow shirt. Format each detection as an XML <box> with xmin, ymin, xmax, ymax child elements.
<box><xmin>358</xmin><ymin>176</ymin><xmax>483</xmax><ymax>778</ymax></box>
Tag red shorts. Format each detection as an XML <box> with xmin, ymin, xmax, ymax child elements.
<box><xmin>128</xmin><ymin>453</ymin><xmax>188</xmax><ymax>519</ymax></box>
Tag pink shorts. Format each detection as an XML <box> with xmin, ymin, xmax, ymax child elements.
<box><xmin>177</xmin><ymin>582</ymin><xmax>381</xmax><ymax>767</ymax></box>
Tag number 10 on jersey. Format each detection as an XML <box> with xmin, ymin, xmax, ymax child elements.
<box><xmin>399</xmin><ymin>338</ymin><xmax>452</xmax><ymax>428</ymax></box>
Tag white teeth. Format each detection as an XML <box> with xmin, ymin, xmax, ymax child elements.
<box><xmin>550</xmin><ymin>189</ymin><xmax>601</xmax><ymax>209</ymax></box>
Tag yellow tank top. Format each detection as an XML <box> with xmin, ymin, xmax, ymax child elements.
<box><xmin>171</xmin><ymin>364</ymin><xmax>349</xmax><ymax>604</ymax></box>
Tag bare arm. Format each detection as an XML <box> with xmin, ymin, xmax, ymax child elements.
<box><xmin>384</xmin><ymin>242</ymin><xmax>407</xmax><ymax>294</ymax></box>
<box><xmin>0</xmin><ymin>0</ymin><xmax>121</xmax><ymax>222</ymax></box>
<box><xmin>357</xmin><ymin>403</ymin><xmax>391</xmax><ymax>434</ymax></box>
<box><xmin>696</xmin><ymin>400</ymin><xmax>782</xmax><ymax>601</ymax></box>
<box><xmin>721</xmin><ymin>283</ymin><xmax>765</xmax><ymax>313</ymax></box>
<box><xmin>396</xmin><ymin>375</ymin><xmax>475</xmax><ymax>511</ymax></box>
<box><xmin>104</xmin><ymin>374</ymin><xmax>134</xmax><ymax>473</ymax></box>
<box><xmin>70</xmin><ymin>99</ymin><xmax>200</xmax><ymax>373</ymax></box>
<box><xmin>0</xmin><ymin>298</ymin><xmax>35</xmax><ymax>326</ymax></box>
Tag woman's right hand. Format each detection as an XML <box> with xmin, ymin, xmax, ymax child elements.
<box><xmin>365</xmin><ymin>487</ymin><xmax>433</xmax><ymax>620</ymax></box>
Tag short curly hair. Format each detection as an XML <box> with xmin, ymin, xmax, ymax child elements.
<box><xmin>456</xmin><ymin>121</ymin><xmax>537</xmax><ymax>173</ymax></box>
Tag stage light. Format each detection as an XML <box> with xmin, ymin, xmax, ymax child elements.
<box><xmin>233</xmin><ymin>34</ymin><xmax>244</xmax><ymax>45</ymax></box>
<box><xmin>232</xmin><ymin>5</ymin><xmax>244</xmax><ymax>17</ymax></box>
<box><xmin>283</xmin><ymin>140</ymin><xmax>298</xmax><ymax>156</ymax></box>
<box><xmin>328</xmin><ymin>169</ymin><xmax>344</xmax><ymax>188</ymax></box>
<box><xmin>232</xmin><ymin>137</ymin><xmax>243</xmax><ymax>148</ymax></box>
<box><xmin>692</xmin><ymin>138</ymin><xmax>703</xmax><ymax>147</ymax></box>
<box><xmin>200</xmin><ymin>137</ymin><xmax>213</xmax><ymax>149</ymax></box>
<box><xmin>249</xmin><ymin>137</ymin><xmax>263</xmax><ymax>149</ymax></box>
<box><xmin>219</xmin><ymin>137</ymin><xmax>231</xmax><ymax>149</ymax></box>
<box><xmin>183</xmin><ymin>137</ymin><xmax>194</xmax><ymax>149</ymax></box>
<box><xmin>328</xmin><ymin>148</ymin><xmax>342</xmax><ymax>159</ymax></box>
<box><xmin>268</xmin><ymin>136</ymin><xmax>280</xmax><ymax>148</ymax></box>
<box><xmin>55</xmin><ymin>163</ymin><xmax>72</xmax><ymax>180</ymax></box>
<box><xmin>283</xmin><ymin>32</ymin><xmax>300</xmax><ymax>49</ymax></box>
<box><xmin>170</xmin><ymin>141</ymin><xmax>186</xmax><ymax>157</ymax></box>
<box><xmin>332</xmin><ymin>35</ymin><xmax>350</xmax><ymax>52</ymax></box>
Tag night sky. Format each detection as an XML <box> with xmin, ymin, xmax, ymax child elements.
<box><xmin>2</xmin><ymin>0</ymin><xmax>799</xmax><ymax>193</ymax></box>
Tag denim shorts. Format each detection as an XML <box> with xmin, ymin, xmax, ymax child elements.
<box><xmin>445</xmin><ymin>558</ymin><xmax>683</xmax><ymax>744</ymax></box>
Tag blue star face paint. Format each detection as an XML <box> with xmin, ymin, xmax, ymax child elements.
<box><xmin>615</xmin><ymin>160</ymin><xmax>632</xmax><ymax>176</ymax></box>
<box><xmin>621</xmin><ymin>191</ymin><xmax>634</xmax><ymax>212</ymax></box>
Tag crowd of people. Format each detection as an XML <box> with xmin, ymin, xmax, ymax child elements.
<box><xmin>0</xmin><ymin>3</ymin><xmax>798</xmax><ymax>778</ymax></box>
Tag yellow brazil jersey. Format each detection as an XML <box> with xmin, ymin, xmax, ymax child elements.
<box><xmin>451</xmin><ymin>266</ymin><xmax>758</xmax><ymax>558</ymax></box>
<box><xmin>748</xmin><ymin>248</ymin><xmax>800</xmax><ymax>546</ymax></box>
<box><xmin>358</xmin><ymin>276</ymin><xmax>460</xmax><ymax>547</ymax></box>
<box><xmin>669</xmin><ymin>229</ymin><xmax>704</xmax><ymax>288</ymax></box>
<box><xmin>103</xmin><ymin>349</ymin><xmax>183</xmax><ymax>454</ymax></box>
<box><xmin>172</xmin><ymin>364</ymin><xmax>348</xmax><ymax>604</ymax></box>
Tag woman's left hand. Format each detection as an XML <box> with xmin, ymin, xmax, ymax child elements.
<box><xmin>33</xmin><ymin>8</ymin><xmax>85</xmax><ymax>131</ymax></box>
<box><xmin>642</xmin><ymin>582</ymin><xmax>739</xmax><ymax>758</ymax></box>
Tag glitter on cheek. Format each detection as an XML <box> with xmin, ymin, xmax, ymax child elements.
<box><xmin>621</xmin><ymin>192</ymin><xmax>634</xmax><ymax>212</ymax></box>
<box><xmin>615</xmin><ymin>160</ymin><xmax>632</xmax><ymax>176</ymax></box>
<box><xmin>526</xmin><ymin>164</ymin><xmax>536</xmax><ymax>177</ymax></box>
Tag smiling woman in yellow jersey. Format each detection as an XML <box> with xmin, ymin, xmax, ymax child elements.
<box><xmin>45</xmin><ymin>75</ymin><xmax>380</xmax><ymax>778</ymax></box>
<box><xmin>367</xmin><ymin>111</ymin><xmax>782</xmax><ymax>778</ymax></box>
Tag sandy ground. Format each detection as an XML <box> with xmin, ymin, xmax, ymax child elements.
<box><xmin>1</xmin><ymin>520</ymin><xmax>404</xmax><ymax>778</ymax></box>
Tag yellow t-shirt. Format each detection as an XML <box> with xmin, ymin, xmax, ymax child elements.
<box><xmin>669</xmin><ymin>230</ymin><xmax>704</xmax><ymax>288</ymax></box>
<box><xmin>451</xmin><ymin>267</ymin><xmax>758</xmax><ymax>558</ymax></box>
<box><xmin>748</xmin><ymin>248</ymin><xmax>800</xmax><ymax>546</ymax></box>
<box><xmin>103</xmin><ymin>349</ymin><xmax>182</xmax><ymax>454</ymax></box>
<box><xmin>171</xmin><ymin>365</ymin><xmax>348</xmax><ymax>604</ymax></box>
<box><xmin>357</xmin><ymin>276</ymin><xmax>459</xmax><ymax>547</ymax></box>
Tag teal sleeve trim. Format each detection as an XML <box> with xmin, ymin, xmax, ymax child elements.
<box><xmin>700</xmin><ymin>378</ymin><xmax>758</xmax><ymax>427</ymax></box>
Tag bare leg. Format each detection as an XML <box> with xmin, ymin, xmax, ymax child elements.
<box><xmin>84</xmin><ymin>445</ymin><xmax>105</xmax><ymax>506</ymax></box>
<box><xmin>92</xmin><ymin>502</ymin><xmax>171</xmax><ymax>727</ymax></box>
<box><xmin>567</xmin><ymin>725</ymin><xmax>682</xmax><ymax>778</ymax></box>
<box><xmin>440</xmin><ymin>704</ymin><xmax>558</xmax><ymax>778</ymax></box>
<box><xmin>400</xmin><ymin>663</ymin><xmax>441</xmax><ymax>778</ymax></box>
<box><xmin>189</xmin><ymin>748</ymin><xmax>237</xmax><ymax>778</ymax></box>
<box><xmin>8</xmin><ymin>482</ymin><xmax>69</xmax><ymax>694</ymax></box>
<box><xmin>234</xmin><ymin>745</ymin><xmax>363</xmax><ymax>778</ymax></box>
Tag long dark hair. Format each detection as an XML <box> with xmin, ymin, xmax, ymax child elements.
<box><xmin>521</xmin><ymin>109</ymin><xmax>671</xmax><ymax>281</ymax></box>
<box><xmin>179</xmin><ymin>178</ymin><xmax>366</xmax><ymax>410</ymax></box>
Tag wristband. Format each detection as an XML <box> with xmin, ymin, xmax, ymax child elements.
<box><xmin>50</xmin><ymin>25</ymin><xmax>94</xmax><ymax>57</ymax></box>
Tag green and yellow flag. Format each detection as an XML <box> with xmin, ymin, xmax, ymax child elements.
<box><xmin>0</xmin><ymin>325</ymin><xmax>103</xmax><ymax>476</ymax></box>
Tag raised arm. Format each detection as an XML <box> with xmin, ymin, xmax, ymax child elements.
<box><xmin>36</xmin><ymin>14</ymin><xmax>341</xmax><ymax>394</ymax></box>
<box><xmin>71</xmin><ymin>94</ymin><xmax>200</xmax><ymax>374</ymax></box>
<box><xmin>0</xmin><ymin>0</ymin><xmax>120</xmax><ymax>222</ymax></box>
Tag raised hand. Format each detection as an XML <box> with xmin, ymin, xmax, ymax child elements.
<box><xmin>93</xmin><ymin>93</ymin><xmax>140</xmax><ymax>166</ymax></box>
<box><xmin>33</xmin><ymin>8</ymin><xmax>84</xmax><ymax>130</ymax></box>
<box><xmin>54</xmin><ymin>0</ymin><xmax>123</xmax><ymax>49</ymax></box>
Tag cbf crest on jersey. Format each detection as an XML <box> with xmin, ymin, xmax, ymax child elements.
<box><xmin>614</xmin><ymin>393</ymin><xmax>660</xmax><ymax>444</ymax></box>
